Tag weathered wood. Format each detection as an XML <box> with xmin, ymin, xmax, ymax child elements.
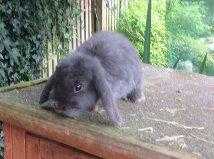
<box><xmin>26</xmin><ymin>134</ymin><xmax>40</xmax><ymax>159</ymax></box>
<box><xmin>40</xmin><ymin>139</ymin><xmax>53</xmax><ymax>159</ymax></box>
<box><xmin>4</xmin><ymin>123</ymin><xmax>12</xmax><ymax>159</ymax></box>
<box><xmin>102</xmin><ymin>0</ymin><xmax>107</xmax><ymax>30</ymax></box>
<box><xmin>81</xmin><ymin>0</ymin><xmax>85</xmax><ymax>43</ymax></box>
<box><xmin>0</xmin><ymin>78</ymin><xmax>46</xmax><ymax>93</ymax></box>
<box><xmin>85</xmin><ymin>0</ymin><xmax>89</xmax><ymax>40</ymax></box>
<box><xmin>43</xmin><ymin>0</ymin><xmax>131</xmax><ymax>77</ymax></box>
<box><xmin>88</xmin><ymin>0</ymin><xmax>92</xmax><ymax>37</ymax></box>
<box><xmin>3</xmin><ymin>123</ymin><xmax>99</xmax><ymax>159</ymax></box>
<box><xmin>12</xmin><ymin>126</ymin><xmax>26</xmax><ymax>159</ymax></box>
<box><xmin>0</xmin><ymin>83</ymin><xmax>197</xmax><ymax>159</ymax></box>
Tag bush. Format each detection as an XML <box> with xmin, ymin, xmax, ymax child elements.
<box><xmin>0</xmin><ymin>0</ymin><xmax>80</xmax><ymax>87</ymax></box>
<box><xmin>117</xmin><ymin>0</ymin><xmax>168</xmax><ymax>67</ymax></box>
<box><xmin>166</xmin><ymin>0</ymin><xmax>210</xmax><ymax>38</ymax></box>
<box><xmin>117</xmin><ymin>0</ymin><xmax>214</xmax><ymax>75</ymax></box>
<box><xmin>0</xmin><ymin>8</ymin><xmax>44</xmax><ymax>86</ymax></box>
<box><xmin>205</xmin><ymin>56</ymin><xmax>214</xmax><ymax>75</ymax></box>
<box><xmin>166</xmin><ymin>0</ymin><xmax>214</xmax><ymax>75</ymax></box>
<box><xmin>167</xmin><ymin>35</ymin><xmax>208</xmax><ymax>72</ymax></box>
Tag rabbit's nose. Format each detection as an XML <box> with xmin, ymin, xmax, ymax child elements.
<box><xmin>88</xmin><ymin>105</ymin><xmax>96</xmax><ymax>112</ymax></box>
<box><xmin>55</xmin><ymin>104</ymin><xmax>66</xmax><ymax>111</ymax></box>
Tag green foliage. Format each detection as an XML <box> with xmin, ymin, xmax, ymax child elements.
<box><xmin>166</xmin><ymin>0</ymin><xmax>210</xmax><ymax>37</ymax></box>
<box><xmin>167</xmin><ymin>35</ymin><xmax>208</xmax><ymax>72</ymax></box>
<box><xmin>118</xmin><ymin>0</ymin><xmax>214</xmax><ymax>75</ymax></box>
<box><xmin>166</xmin><ymin>0</ymin><xmax>214</xmax><ymax>75</ymax></box>
<box><xmin>204</xmin><ymin>55</ymin><xmax>214</xmax><ymax>75</ymax></box>
<box><xmin>0</xmin><ymin>0</ymin><xmax>80</xmax><ymax>86</ymax></box>
<box><xmin>117</xmin><ymin>0</ymin><xmax>168</xmax><ymax>67</ymax></box>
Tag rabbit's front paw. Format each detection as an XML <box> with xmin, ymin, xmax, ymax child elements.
<box><xmin>137</xmin><ymin>93</ymin><xmax>146</xmax><ymax>103</ymax></box>
<box><xmin>109</xmin><ymin>112</ymin><xmax>125</xmax><ymax>127</ymax></box>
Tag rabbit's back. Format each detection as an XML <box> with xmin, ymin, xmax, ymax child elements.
<box><xmin>77</xmin><ymin>31</ymin><xmax>142</xmax><ymax>99</ymax></box>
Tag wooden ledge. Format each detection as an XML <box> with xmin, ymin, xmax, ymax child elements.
<box><xmin>0</xmin><ymin>78</ymin><xmax>197</xmax><ymax>159</ymax></box>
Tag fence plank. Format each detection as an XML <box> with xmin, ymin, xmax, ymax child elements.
<box><xmin>88</xmin><ymin>0</ymin><xmax>92</xmax><ymax>37</ymax></box>
<box><xmin>85</xmin><ymin>0</ymin><xmax>88</xmax><ymax>40</ymax></box>
<box><xmin>4</xmin><ymin>123</ymin><xmax>12</xmax><ymax>159</ymax></box>
<box><xmin>81</xmin><ymin>0</ymin><xmax>85</xmax><ymax>43</ymax></box>
<box><xmin>12</xmin><ymin>126</ymin><xmax>26</xmax><ymax>159</ymax></box>
<box><xmin>40</xmin><ymin>139</ymin><xmax>53</xmax><ymax>159</ymax></box>
<box><xmin>26</xmin><ymin>134</ymin><xmax>40</xmax><ymax>159</ymax></box>
<box><xmin>102</xmin><ymin>0</ymin><xmax>107</xmax><ymax>30</ymax></box>
<box><xmin>43</xmin><ymin>0</ymin><xmax>130</xmax><ymax>77</ymax></box>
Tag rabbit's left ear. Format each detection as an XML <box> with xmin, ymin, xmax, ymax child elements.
<box><xmin>39</xmin><ymin>72</ymin><xmax>57</xmax><ymax>104</ymax></box>
<box><xmin>91</xmin><ymin>60</ymin><xmax>122</xmax><ymax>125</ymax></box>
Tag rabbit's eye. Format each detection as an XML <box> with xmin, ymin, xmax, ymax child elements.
<box><xmin>74</xmin><ymin>83</ymin><xmax>82</xmax><ymax>93</ymax></box>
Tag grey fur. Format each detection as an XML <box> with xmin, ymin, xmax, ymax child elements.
<box><xmin>39</xmin><ymin>31</ymin><xmax>145</xmax><ymax>126</ymax></box>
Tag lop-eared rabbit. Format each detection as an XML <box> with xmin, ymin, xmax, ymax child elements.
<box><xmin>39</xmin><ymin>31</ymin><xmax>145</xmax><ymax>126</ymax></box>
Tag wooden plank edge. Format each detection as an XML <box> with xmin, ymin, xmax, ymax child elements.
<box><xmin>0</xmin><ymin>101</ymin><xmax>198</xmax><ymax>159</ymax></box>
<box><xmin>3</xmin><ymin>123</ymin><xmax>12</xmax><ymax>159</ymax></box>
<box><xmin>0</xmin><ymin>78</ymin><xmax>47</xmax><ymax>93</ymax></box>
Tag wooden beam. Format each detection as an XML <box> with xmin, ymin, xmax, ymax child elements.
<box><xmin>0</xmin><ymin>78</ymin><xmax>47</xmax><ymax>93</ymax></box>
<box><xmin>0</xmin><ymin>82</ymin><xmax>197</xmax><ymax>159</ymax></box>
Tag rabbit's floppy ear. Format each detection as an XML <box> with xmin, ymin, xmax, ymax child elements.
<box><xmin>39</xmin><ymin>72</ymin><xmax>57</xmax><ymax>104</ymax></box>
<box><xmin>91</xmin><ymin>60</ymin><xmax>122</xmax><ymax>125</ymax></box>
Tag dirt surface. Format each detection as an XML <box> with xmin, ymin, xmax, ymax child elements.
<box><xmin>0</xmin><ymin>65</ymin><xmax>214</xmax><ymax>159</ymax></box>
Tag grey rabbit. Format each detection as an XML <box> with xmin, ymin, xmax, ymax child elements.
<box><xmin>39</xmin><ymin>31</ymin><xmax>145</xmax><ymax>126</ymax></box>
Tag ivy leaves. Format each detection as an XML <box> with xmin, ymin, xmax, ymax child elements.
<box><xmin>0</xmin><ymin>0</ymin><xmax>79</xmax><ymax>86</ymax></box>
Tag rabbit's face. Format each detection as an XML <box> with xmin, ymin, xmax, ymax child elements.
<box><xmin>50</xmin><ymin>60</ymin><xmax>98</xmax><ymax>113</ymax></box>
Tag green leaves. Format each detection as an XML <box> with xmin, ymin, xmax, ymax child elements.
<box><xmin>166</xmin><ymin>0</ymin><xmax>210</xmax><ymax>38</ymax></box>
<box><xmin>117</xmin><ymin>0</ymin><xmax>168</xmax><ymax>67</ymax></box>
<box><xmin>0</xmin><ymin>0</ymin><xmax>79</xmax><ymax>87</ymax></box>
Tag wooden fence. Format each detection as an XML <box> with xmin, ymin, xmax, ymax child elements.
<box><xmin>43</xmin><ymin>0</ymin><xmax>130</xmax><ymax>78</ymax></box>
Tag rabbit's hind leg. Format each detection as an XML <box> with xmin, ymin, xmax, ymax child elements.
<box><xmin>127</xmin><ymin>88</ymin><xmax>145</xmax><ymax>103</ymax></box>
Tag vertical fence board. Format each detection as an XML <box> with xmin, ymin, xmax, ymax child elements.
<box><xmin>106</xmin><ymin>5</ymin><xmax>109</xmax><ymax>30</ymax></box>
<box><xmin>81</xmin><ymin>0</ymin><xmax>85</xmax><ymax>43</ymax></box>
<box><xmin>85</xmin><ymin>0</ymin><xmax>89</xmax><ymax>40</ymax></box>
<box><xmin>40</xmin><ymin>140</ymin><xmax>53</xmax><ymax>159</ymax></box>
<box><xmin>102</xmin><ymin>1</ymin><xmax>106</xmax><ymax>30</ymax></box>
<box><xmin>73</xmin><ymin>24</ymin><xmax>77</xmax><ymax>51</ymax></box>
<box><xmin>4</xmin><ymin>123</ymin><xmax>12</xmax><ymax>159</ymax></box>
<box><xmin>12</xmin><ymin>126</ymin><xmax>25</xmax><ymax>159</ymax></box>
<box><xmin>84</xmin><ymin>0</ymin><xmax>87</xmax><ymax>41</ymax></box>
<box><xmin>43</xmin><ymin>0</ymin><xmax>129</xmax><ymax>77</ymax></box>
<box><xmin>88</xmin><ymin>0</ymin><xmax>92</xmax><ymax>37</ymax></box>
<box><xmin>52</xmin><ymin>143</ymin><xmax>72</xmax><ymax>159</ymax></box>
<box><xmin>108</xmin><ymin>5</ymin><xmax>111</xmax><ymax>30</ymax></box>
<box><xmin>96</xmin><ymin>0</ymin><xmax>102</xmax><ymax>31</ymax></box>
<box><xmin>26</xmin><ymin>134</ymin><xmax>40</xmax><ymax>159</ymax></box>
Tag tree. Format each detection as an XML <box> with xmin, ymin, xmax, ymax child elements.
<box><xmin>143</xmin><ymin>0</ymin><xmax>152</xmax><ymax>64</ymax></box>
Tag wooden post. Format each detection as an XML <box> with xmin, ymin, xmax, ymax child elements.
<box><xmin>81</xmin><ymin>0</ymin><xmax>85</xmax><ymax>43</ymax></box>
<box><xmin>88</xmin><ymin>0</ymin><xmax>92</xmax><ymax>37</ymax></box>
<box><xmin>91</xmin><ymin>0</ymin><xmax>102</xmax><ymax>33</ymax></box>
<box><xmin>102</xmin><ymin>0</ymin><xmax>107</xmax><ymax>30</ymax></box>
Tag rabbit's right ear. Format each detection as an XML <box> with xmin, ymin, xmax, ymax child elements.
<box><xmin>39</xmin><ymin>73</ymin><xmax>57</xmax><ymax>104</ymax></box>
